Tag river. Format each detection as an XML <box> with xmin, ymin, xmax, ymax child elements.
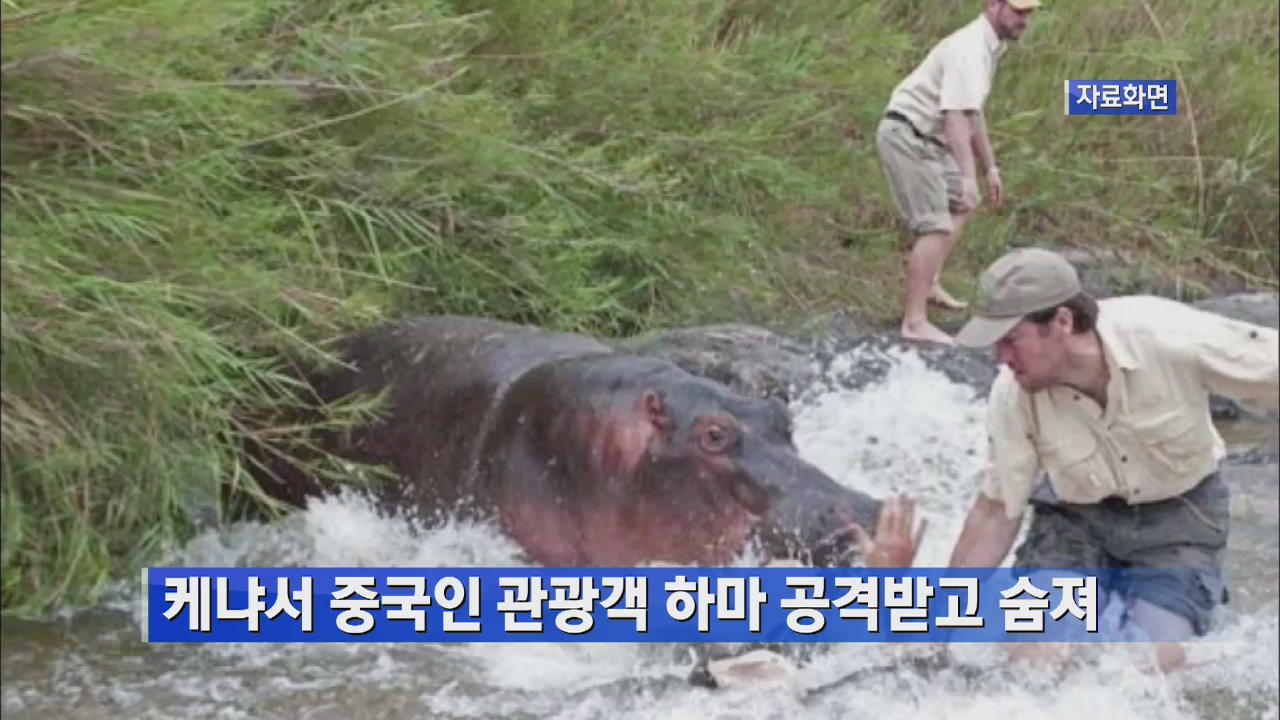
<box><xmin>2</xmin><ymin>345</ymin><xmax>1276</xmax><ymax>720</ymax></box>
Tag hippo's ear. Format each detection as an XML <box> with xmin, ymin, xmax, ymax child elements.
<box><xmin>642</xmin><ymin>389</ymin><xmax>670</xmax><ymax>431</ymax></box>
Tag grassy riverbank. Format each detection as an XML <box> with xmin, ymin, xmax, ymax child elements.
<box><xmin>2</xmin><ymin>0</ymin><xmax>1276</xmax><ymax>617</ymax></box>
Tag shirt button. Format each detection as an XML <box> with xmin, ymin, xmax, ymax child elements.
<box><xmin>1121</xmin><ymin>455</ymin><xmax>1128</xmax><ymax>463</ymax></box>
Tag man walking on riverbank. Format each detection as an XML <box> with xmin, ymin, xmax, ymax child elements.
<box><xmin>946</xmin><ymin>247</ymin><xmax>1279</xmax><ymax>671</ymax></box>
<box><xmin>875</xmin><ymin>0</ymin><xmax>1040</xmax><ymax>345</ymax></box>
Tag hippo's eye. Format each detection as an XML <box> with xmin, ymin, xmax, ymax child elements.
<box><xmin>699</xmin><ymin>423</ymin><xmax>734</xmax><ymax>454</ymax></box>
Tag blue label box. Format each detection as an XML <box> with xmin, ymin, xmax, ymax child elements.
<box><xmin>1064</xmin><ymin>80</ymin><xmax>1177</xmax><ymax>115</ymax></box>
<box><xmin>139</xmin><ymin>566</ymin><xmax>1199</xmax><ymax>645</ymax></box>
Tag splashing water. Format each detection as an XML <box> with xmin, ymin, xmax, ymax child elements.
<box><xmin>2</xmin><ymin>345</ymin><xmax>1275</xmax><ymax>720</ymax></box>
<box><xmin>792</xmin><ymin>348</ymin><xmax>994</xmax><ymax>568</ymax></box>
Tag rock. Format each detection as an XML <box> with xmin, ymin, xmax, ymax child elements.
<box><xmin>688</xmin><ymin>648</ymin><xmax>802</xmax><ymax>694</ymax></box>
<box><xmin>1191</xmin><ymin>292</ymin><xmax>1278</xmax><ymax>329</ymax></box>
<box><xmin>1222</xmin><ymin>417</ymin><xmax>1280</xmax><ymax>466</ymax></box>
<box><xmin>1056</xmin><ymin>246</ymin><xmax>1254</xmax><ymax>302</ymax></box>
<box><xmin>785</xmin><ymin>308</ymin><xmax>865</xmax><ymax>348</ymax></box>
<box><xmin>1225</xmin><ymin>444</ymin><xmax>1280</xmax><ymax>466</ymax></box>
<box><xmin>1060</xmin><ymin>246</ymin><xmax>1143</xmax><ymax>299</ymax></box>
<box><xmin>622</xmin><ymin>321</ymin><xmax>1000</xmax><ymax>408</ymax></box>
<box><xmin>620</xmin><ymin>323</ymin><xmax>817</xmax><ymax>404</ymax></box>
<box><xmin>803</xmin><ymin>331</ymin><xmax>998</xmax><ymax>403</ymax></box>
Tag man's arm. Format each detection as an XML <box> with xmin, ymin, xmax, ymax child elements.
<box><xmin>970</xmin><ymin>112</ymin><xmax>1003</xmax><ymax>207</ymax></box>
<box><xmin>948</xmin><ymin>371</ymin><xmax>1037</xmax><ymax>568</ymax></box>
<box><xmin>969</xmin><ymin>111</ymin><xmax>997</xmax><ymax>174</ymax></box>
<box><xmin>938</xmin><ymin>43</ymin><xmax>988</xmax><ymax>213</ymax></box>
<box><xmin>947</xmin><ymin>493</ymin><xmax>1023</xmax><ymax>568</ymax></box>
<box><xmin>943</xmin><ymin>110</ymin><xmax>980</xmax><ymax>211</ymax></box>
<box><xmin>1193</xmin><ymin>315</ymin><xmax>1280</xmax><ymax>410</ymax></box>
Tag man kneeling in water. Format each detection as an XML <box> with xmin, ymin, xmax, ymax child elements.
<box><xmin>936</xmin><ymin>247</ymin><xmax>1279</xmax><ymax>672</ymax></box>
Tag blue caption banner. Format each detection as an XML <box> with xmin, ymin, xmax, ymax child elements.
<box><xmin>142</xmin><ymin>567</ymin><xmax>1188</xmax><ymax>644</ymax></box>
<box><xmin>1063</xmin><ymin>79</ymin><xmax>1177</xmax><ymax>115</ymax></box>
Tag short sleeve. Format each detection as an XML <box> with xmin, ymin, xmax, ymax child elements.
<box><xmin>937</xmin><ymin>41</ymin><xmax>989</xmax><ymax>112</ymax></box>
<box><xmin>980</xmin><ymin>371</ymin><xmax>1040</xmax><ymax>520</ymax></box>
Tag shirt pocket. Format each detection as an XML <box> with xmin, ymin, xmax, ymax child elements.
<box><xmin>1126</xmin><ymin>408</ymin><xmax>1209</xmax><ymax>471</ymax></box>
<box><xmin>1037</xmin><ymin>432</ymin><xmax>1111</xmax><ymax>495</ymax></box>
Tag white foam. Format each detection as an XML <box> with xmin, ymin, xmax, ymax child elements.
<box><xmin>792</xmin><ymin>346</ymin><xmax>998</xmax><ymax>567</ymax></box>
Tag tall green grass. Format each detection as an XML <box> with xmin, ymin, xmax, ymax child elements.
<box><xmin>2</xmin><ymin>0</ymin><xmax>1276</xmax><ymax>617</ymax></box>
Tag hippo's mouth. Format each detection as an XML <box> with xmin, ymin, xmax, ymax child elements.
<box><xmin>729</xmin><ymin>477</ymin><xmax>772</xmax><ymax>517</ymax></box>
<box><xmin>807</xmin><ymin>524</ymin><xmax>863</xmax><ymax>567</ymax></box>
<box><xmin>750</xmin><ymin>523</ymin><xmax>862</xmax><ymax>568</ymax></box>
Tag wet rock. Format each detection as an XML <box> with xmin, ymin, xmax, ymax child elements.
<box><xmin>622</xmin><ymin>321</ymin><xmax>1000</xmax><ymax>407</ymax></box>
<box><xmin>1222</xmin><ymin>420</ymin><xmax>1280</xmax><ymax>466</ymax></box>
<box><xmin>803</xmin><ymin>331</ymin><xmax>997</xmax><ymax>402</ymax></box>
<box><xmin>688</xmin><ymin>648</ymin><xmax>801</xmax><ymax>694</ymax></box>
<box><xmin>784</xmin><ymin>308</ymin><xmax>865</xmax><ymax>348</ymax></box>
<box><xmin>1209</xmin><ymin>396</ymin><xmax>1243</xmax><ymax>421</ymax></box>
<box><xmin>1057</xmin><ymin>247</ymin><xmax>1247</xmax><ymax>302</ymax></box>
<box><xmin>1191</xmin><ymin>292</ymin><xmax>1278</xmax><ymax>330</ymax></box>
<box><xmin>1060</xmin><ymin>247</ymin><xmax>1146</xmax><ymax>299</ymax></box>
<box><xmin>620</xmin><ymin>323</ymin><xmax>817</xmax><ymax>404</ymax></box>
<box><xmin>1224</xmin><ymin>445</ymin><xmax>1280</xmax><ymax>466</ymax></box>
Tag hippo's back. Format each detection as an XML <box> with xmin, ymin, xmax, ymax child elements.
<box><xmin>311</xmin><ymin>315</ymin><xmax>613</xmax><ymax>508</ymax></box>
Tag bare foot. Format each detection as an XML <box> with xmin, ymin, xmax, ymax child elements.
<box><xmin>928</xmin><ymin>284</ymin><xmax>968</xmax><ymax>310</ymax></box>
<box><xmin>900</xmin><ymin>319</ymin><xmax>956</xmax><ymax>346</ymax></box>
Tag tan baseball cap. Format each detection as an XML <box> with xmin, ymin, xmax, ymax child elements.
<box><xmin>1006</xmin><ymin>0</ymin><xmax>1042</xmax><ymax>8</ymax></box>
<box><xmin>955</xmin><ymin>247</ymin><xmax>1082</xmax><ymax>347</ymax></box>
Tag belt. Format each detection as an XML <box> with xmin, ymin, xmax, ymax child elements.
<box><xmin>884</xmin><ymin>110</ymin><xmax>947</xmax><ymax>149</ymax></box>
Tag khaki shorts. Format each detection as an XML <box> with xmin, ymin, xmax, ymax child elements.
<box><xmin>875</xmin><ymin>115</ymin><xmax>964</xmax><ymax>238</ymax></box>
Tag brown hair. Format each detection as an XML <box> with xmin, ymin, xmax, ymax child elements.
<box><xmin>1025</xmin><ymin>293</ymin><xmax>1098</xmax><ymax>334</ymax></box>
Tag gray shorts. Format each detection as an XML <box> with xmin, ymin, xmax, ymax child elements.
<box><xmin>1013</xmin><ymin>471</ymin><xmax>1230</xmax><ymax>637</ymax></box>
<box><xmin>874</xmin><ymin>114</ymin><xmax>964</xmax><ymax>238</ymax></box>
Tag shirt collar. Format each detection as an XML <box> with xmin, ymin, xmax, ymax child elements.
<box><xmin>1096</xmin><ymin>308</ymin><xmax>1140</xmax><ymax>371</ymax></box>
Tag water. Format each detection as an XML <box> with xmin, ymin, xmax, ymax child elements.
<box><xmin>3</xmin><ymin>346</ymin><xmax>1276</xmax><ymax>719</ymax></box>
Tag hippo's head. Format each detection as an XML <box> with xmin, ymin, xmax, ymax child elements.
<box><xmin>521</xmin><ymin>358</ymin><xmax>882</xmax><ymax>568</ymax></box>
<box><xmin>632</xmin><ymin>373</ymin><xmax>882</xmax><ymax>567</ymax></box>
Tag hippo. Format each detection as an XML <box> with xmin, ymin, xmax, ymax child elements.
<box><xmin>242</xmin><ymin>315</ymin><xmax>884</xmax><ymax>567</ymax></box>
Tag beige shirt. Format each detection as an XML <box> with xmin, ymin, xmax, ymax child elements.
<box><xmin>885</xmin><ymin>14</ymin><xmax>1006</xmax><ymax>144</ymax></box>
<box><xmin>981</xmin><ymin>295</ymin><xmax>1280</xmax><ymax>519</ymax></box>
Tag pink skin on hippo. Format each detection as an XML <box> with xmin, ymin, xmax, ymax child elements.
<box><xmin>250</xmin><ymin>315</ymin><xmax>885</xmax><ymax>568</ymax></box>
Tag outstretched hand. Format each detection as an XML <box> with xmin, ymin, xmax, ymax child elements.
<box><xmin>847</xmin><ymin>494</ymin><xmax>928</xmax><ymax>568</ymax></box>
